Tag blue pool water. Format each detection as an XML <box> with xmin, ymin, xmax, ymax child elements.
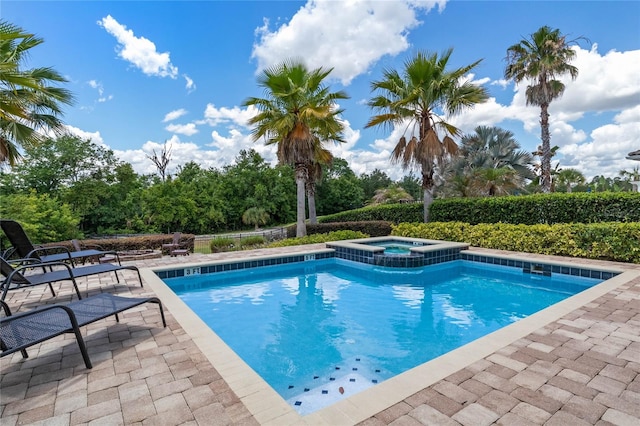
<box><xmin>164</xmin><ymin>258</ymin><xmax>601</xmax><ymax>414</ymax></box>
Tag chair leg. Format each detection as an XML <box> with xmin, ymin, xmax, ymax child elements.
<box><xmin>47</xmin><ymin>283</ymin><xmax>56</xmax><ymax>297</ymax></box>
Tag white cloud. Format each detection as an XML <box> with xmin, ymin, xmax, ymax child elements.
<box><xmin>252</xmin><ymin>0</ymin><xmax>447</xmax><ymax>85</ymax></box>
<box><xmin>98</xmin><ymin>15</ymin><xmax>178</xmax><ymax>78</ymax></box>
<box><xmin>163</xmin><ymin>109</ymin><xmax>188</xmax><ymax>122</ymax></box>
<box><xmin>184</xmin><ymin>74</ymin><xmax>196</xmax><ymax>93</ymax></box>
<box><xmin>65</xmin><ymin>125</ymin><xmax>105</xmax><ymax>146</ymax></box>
<box><xmin>165</xmin><ymin>122</ymin><xmax>198</xmax><ymax>136</ymax></box>
<box><xmin>559</xmin><ymin>105</ymin><xmax>640</xmax><ymax>178</ymax></box>
<box><xmin>86</xmin><ymin>80</ymin><xmax>113</xmax><ymax>103</ymax></box>
<box><xmin>203</xmin><ymin>104</ymin><xmax>257</xmax><ymax>128</ymax></box>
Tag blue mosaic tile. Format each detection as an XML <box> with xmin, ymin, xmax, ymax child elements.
<box><xmin>322</xmin><ymin>390</ymin><xmax>328</xmax><ymax>394</ymax></box>
<box><xmin>295</xmin><ymin>401</ymin><xmax>302</xmax><ymax>406</ymax></box>
<box><xmin>349</xmin><ymin>378</ymin><xmax>356</xmax><ymax>382</ymax></box>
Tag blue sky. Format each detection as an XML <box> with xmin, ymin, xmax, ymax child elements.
<box><xmin>5</xmin><ymin>0</ymin><xmax>640</xmax><ymax>180</ymax></box>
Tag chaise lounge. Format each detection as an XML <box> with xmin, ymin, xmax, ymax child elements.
<box><xmin>0</xmin><ymin>219</ymin><xmax>121</xmax><ymax>266</ymax></box>
<box><xmin>0</xmin><ymin>293</ymin><xmax>166</xmax><ymax>368</ymax></box>
<box><xmin>0</xmin><ymin>257</ymin><xmax>143</xmax><ymax>302</ymax></box>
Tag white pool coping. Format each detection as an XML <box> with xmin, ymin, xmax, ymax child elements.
<box><xmin>140</xmin><ymin>248</ymin><xmax>637</xmax><ymax>426</ymax></box>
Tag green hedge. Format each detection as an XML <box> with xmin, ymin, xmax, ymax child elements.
<box><xmin>319</xmin><ymin>204</ymin><xmax>423</xmax><ymax>224</ymax></box>
<box><xmin>268</xmin><ymin>230</ymin><xmax>369</xmax><ymax>247</ymax></box>
<box><xmin>430</xmin><ymin>193</ymin><xmax>640</xmax><ymax>224</ymax></box>
<box><xmin>288</xmin><ymin>221</ymin><xmax>392</xmax><ymax>238</ymax></box>
<box><xmin>42</xmin><ymin>234</ymin><xmax>196</xmax><ymax>252</ymax></box>
<box><xmin>318</xmin><ymin>193</ymin><xmax>640</xmax><ymax>225</ymax></box>
<box><xmin>391</xmin><ymin>221</ymin><xmax>640</xmax><ymax>263</ymax></box>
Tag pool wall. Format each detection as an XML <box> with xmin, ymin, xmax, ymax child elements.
<box><xmin>141</xmin><ymin>245</ymin><xmax>635</xmax><ymax>425</ymax></box>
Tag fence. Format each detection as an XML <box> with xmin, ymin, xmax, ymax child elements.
<box><xmin>194</xmin><ymin>227</ymin><xmax>288</xmax><ymax>253</ymax></box>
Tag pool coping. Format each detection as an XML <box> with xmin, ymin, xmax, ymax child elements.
<box><xmin>140</xmin><ymin>247</ymin><xmax>638</xmax><ymax>426</ymax></box>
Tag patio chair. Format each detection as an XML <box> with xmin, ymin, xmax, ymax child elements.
<box><xmin>0</xmin><ymin>219</ymin><xmax>118</xmax><ymax>266</ymax></box>
<box><xmin>1</xmin><ymin>293</ymin><xmax>166</xmax><ymax>369</ymax></box>
<box><xmin>0</xmin><ymin>257</ymin><xmax>143</xmax><ymax>302</ymax></box>
<box><xmin>162</xmin><ymin>232</ymin><xmax>188</xmax><ymax>256</ymax></box>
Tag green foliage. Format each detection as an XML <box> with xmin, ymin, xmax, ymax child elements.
<box><xmin>210</xmin><ymin>237</ymin><xmax>235</xmax><ymax>253</ymax></box>
<box><xmin>291</xmin><ymin>221</ymin><xmax>392</xmax><ymax>238</ymax></box>
<box><xmin>239</xmin><ymin>235</ymin><xmax>266</xmax><ymax>248</ymax></box>
<box><xmin>320</xmin><ymin>203</ymin><xmax>423</xmax><ymax>224</ymax></box>
<box><xmin>391</xmin><ymin>221</ymin><xmax>640</xmax><ymax>263</ymax></box>
<box><xmin>242</xmin><ymin>207</ymin><xmax>269</xmax><ymax>230</ymax></box>
<box><xmin>429</xmin><ymin>193</ymin><xmax>640</xmax><ymax>224</ymax></box>
<box><xmin>268</xmin><ymin>230</ymin><xmax>369</xmax><ymax>247</ymax></box>
<box><xmin>0</xmin><ymin>192</ymin><xmax>82</xmax><ymax>245</ymax></box>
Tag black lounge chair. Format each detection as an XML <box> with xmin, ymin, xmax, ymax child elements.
<box><xmin>0</xmin><ymin>293</ymin><xmax>166</xmax><ymax>368</ymax></box>
<box><xmin>0</xmin><ymin>257</ymin><xmax>143</xmax><ymax>302</ymax></box>
<box><xmin>0</xmin><ymin>219</ymin><xmax>120</xmax><ymax>266</ymax></box>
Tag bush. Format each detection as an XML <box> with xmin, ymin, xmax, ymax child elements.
<box><xmin>391</xmin><ymin>221</ymin><xmax>640</xmax><ymax>263</ymax></box>
<box><xmin>317</xmin><ymin>193</ymin><xmax>640</xmax><ymax>225</ymax></box>
<box><xmin>429</xmin><ymin>192</ymin><xmax>640</xmax><ymax>224</ymax></box>
<box><xmin>239</xmin><ymin>235</ymin><xmax>266</xmax><ymax>248</ymax></box>
<box><xmin>268</xmin><ymin>230</ymin><xmax>369</xmax><ymax>248</ymax></box>
<box><xmin>319</xmin><ymin>203</ymin><xmax>423</xmax><ymax>224</ymax></box>
<box><xmin>210</xmin><ymin>237</ymin><xmax>235</xmax><ymax>253</ymax></box>
<box><xmin>289</xmin><ymin>221</ymin><xmax>392</xmax><ymax>238</ymax></box>
<box><xmin>40</xmin><ymin>234</ymin><xmax>196</xmax><ymax>252</ymax></box>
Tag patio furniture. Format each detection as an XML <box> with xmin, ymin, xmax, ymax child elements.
<box><xmin>0</xmin><ymin>219</ymin><xmax>118</xmax><ymax>266</ymax></box>
<box><xmin>71</xmin><ymin>239</ymin><xmax>120</xmax><ymax>265</ymax></box>
<box><xmin>162</xmin><ymin>232</ymin><xmax>188</xmax><ymax>256</ymax></box>
<box><xmin>0</xmin><ymin>257</ymin><xmax>143</xmax><ymax>302</ymax></box>
<box><xmin>1</xmin><ymin>293</ymin><xmax>166</xmax><ymax>369</ymax></box>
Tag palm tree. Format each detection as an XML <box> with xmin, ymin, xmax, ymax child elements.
<box><xmin>242</xmin><ymin>207</ymin><xmax>269</xmax><ymax>231</ymax></box>
<box><xmin>305</xmin><ymin>144</ymin><xmax>333</xmax><ymax>225</ymax></box>
<box><xmin>555</xmin><ymin>168</ymin><xmax>585</xmax><ymax>193</ymax></box>
<box><xmin>0</xmin><ymin>20</ymin><xmax>74</xmax><ymax>166</ymax></box>
<box><xmin>505</xmin><ymin>26</ymin><xmax>582</xmax><ymax>193</ymax></box>
<box><xmin>445</xmin><ymin>126</ymin><xmax>534</xmax><ymax>196</ymax></box>
<box><xmin>366</xmin><ymin>49</ymin><xmax>489</xmax><ymax>221</ymax></box>
<box><xmin>243</xmin><ymin>60</ymin><xmax>348</xmax><ymax>237</ymax></box>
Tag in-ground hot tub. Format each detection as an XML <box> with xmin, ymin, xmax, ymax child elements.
<box><xmin>326</xmin><ymin>236</ymin><xmax>469</xmax><ymax>268</ymax></box>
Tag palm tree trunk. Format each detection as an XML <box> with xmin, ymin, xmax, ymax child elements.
<box><xmin>540</xmin><ymin>103</ymin><xmax>552</xmax><ymax>193</ymax></box>
<box><xmin>306</xmin><ymin>181</ymin><xmax>318</xmax><ymax>224</ymax></box>
<box><xmin>422</xmin><ymin>170</ymin><xmax>435</xmax><ymax>222</ymax></box>
<box><xmin>295</xmin><ymin>169</ymin><xmax>307</xmax><ymax>237</ymax></box>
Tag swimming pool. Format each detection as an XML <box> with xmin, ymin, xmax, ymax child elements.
<box><xmin>163</xmin><ymin>256</ymin><xmax>603</xmax><ymax>414</ymax></box>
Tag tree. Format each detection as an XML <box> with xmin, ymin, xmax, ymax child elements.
<box><xmin>243</xmin><ymin>60</ymin><xmax>349</xmax><ymax>237</ymax></box>
<box><xmin>359</xmin><ymin>169</ymin><xmax>393</xmax><ymax>200</ymax></box>
<box><xmin>555</xmin><ymin>168</ymin><xmax>585</xmax><ymax>193</ymax></box>
<box><xmin>370</xmin><ymin>185</ymin><xmax>414</xmax><ymax>205</ymax></box>
<box><xmin>445</xmin><ymin>126</ymin><xmax>534</xmax><ymax>196</ymax></box>
<box><xmin>366</xmin><ymin>49</ymin><xmax>488</xmax><ymax>221</ymax></box>
<box><xmin>147</xmin><ymin>140</ymin><xmax>172</xmax><ymax>182</ymax></box>
<box><xmin>505</xmin><ymin>26</ymin><xmax>583</xmax><ymax>193</ymax></box>
<box><xmin>305</xmin><ymin>144</ymin><xmax>333</xmax><ymax>224</ymax></box>
<box><xmin>242</xmin><ymin>207</ymin><xmax>270</xmax><ymax>230</ymax></box>
<box><xmin>316</xmin><ymin>158</ymin><xmax>364</xmax><ymax>215</ymax></box>
<box><xmin>0</xmin><ymin>20</ymin><xmax>74</xmax><ymax>166</ymax></box>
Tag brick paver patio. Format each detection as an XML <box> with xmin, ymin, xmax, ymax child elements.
<box><xmin>1</xmin><ymin>246</ymin><xmax>638</xmax><ymax>425</ymax></box>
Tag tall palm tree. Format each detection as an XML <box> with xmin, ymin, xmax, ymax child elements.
<box><xmin>505</xmin><ymin>26</ymin><xmax>582</xmax><ymax>193</ymax></box>
<box><xmin>243</xmin><ymin>60</ymin><xmax>348</xmax><ymax>237</ymax></box>
<box><xmin>0</xmin><ymin>20</ymin><xmax>74</xmax><ymax>166</ymax></box>
<box><xmin>366</xmin><ymin>49</ymin><xmax>489</xmax><ymax>221</ymax></box>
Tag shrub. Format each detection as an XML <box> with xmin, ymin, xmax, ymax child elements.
<box><xmin>319</xmin><ymin>203</ymin><xmax>423</xmax><ymax>224</ymax></box>
<box><xmin>41</xmin><ymin>234</ymin><xmax>196</xmax><ymax>252</ymax></box>
<box><xmin>391</xmin><ymin>221</ymin><xmax>640</xmax><ymax>263</ymax></box>
<box><xmin>239</xmin><ymin>235</ymin><xmax>266</xmax><ymax>248</ymax></box>
<box><xmin>268</xmin><ymin>230</ymin><xmax>369</xmax><ymax>248</ymax></box>
<box><xmin>429</xmin><ymin>193</ymin><xmax>640</xmax><ymax>224</ymax></box>
<box><xmin>306</xmin><ymin>221</ymin><xmax>392</xmax><ymax>237</ymax></box>
<box><xmin>210</xmin><ymin>237</ymin><xmax>235</xmax><ymax>253</ymax></box>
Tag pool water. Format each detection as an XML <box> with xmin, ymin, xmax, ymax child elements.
<box><xmin>164</xmin><ymin>258</ymin><xmax>601</xmax><ymax>414</ymax></box>
<box><xmin>367</xmin><ymin>240</ymin><xmax>417</xmax><ymax>255</ymax></box>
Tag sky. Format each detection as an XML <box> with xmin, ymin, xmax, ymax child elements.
<box><xmin>4</xmin><ymin>0</ymin><xmax>640</xmax><ymax>181</ymax></box>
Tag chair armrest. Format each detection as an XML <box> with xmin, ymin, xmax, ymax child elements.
<box><xmin>27</xmin><ymin>246</ymin><xmax>72</xmax><ymax>259</ymax></box>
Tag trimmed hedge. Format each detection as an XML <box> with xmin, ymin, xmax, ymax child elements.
<box><xmin>268</xmin><ymin>230</ymin><xmax>369</xmax><ymax>247</ymax></box>
<box><xmin>319</xmin><ymin>204</ymin><xmax>423</xmax><ymax>224</ymax></box>
<box><xmin>288</xmin><ymin>221</ymin><xmax>392</xmax><ymax>238</ymax></box>
<box><xmin>318</xmin><ymin>193</ymin><xmax>640</xmax><ymax>225</ymax></box>
<box><xmin>391</xmin><ymin>221</ymin><xmax>640</xmax><ymax>263</ymax></box>
<box><xmin>42</xmin><ymin>234</ymin><xmax>196</xmax><ymax>252</ymax></box>
<box><xmin>430</xmin><ymin>193</ymin><xmax>640</xmax><ymax>224</ymax></box>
